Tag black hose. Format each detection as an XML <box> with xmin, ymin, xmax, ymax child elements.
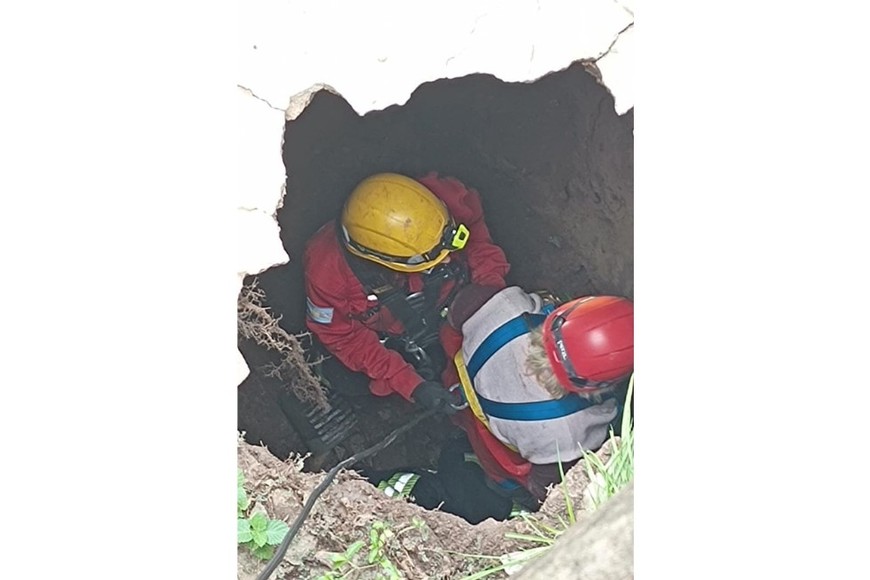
<box><xmin>255</xmin><ymin>407</ymin><xmax>439</xmax><ymax>580</ymax></box>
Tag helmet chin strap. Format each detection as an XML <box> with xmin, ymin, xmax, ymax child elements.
<box><xmin>422</xmin><ymin>256</ymin><xmax>451</xmax><ymax>274</ymax></box>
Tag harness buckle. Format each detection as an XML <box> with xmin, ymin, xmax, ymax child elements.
<box><xmin>403</xmin><ymin>339</ymin><xmax>430</xmax><ymax>363</ymax></box>
<box><xmin>448</xmin><ymin>383</ymin><xmax>468</xmax><ymax>410</ymax></box>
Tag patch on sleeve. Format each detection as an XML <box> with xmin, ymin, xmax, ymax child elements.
<box><xmin>306</xmin><ymin>297</ymin><xmax>334</xmax><ymax>324</ymax></box>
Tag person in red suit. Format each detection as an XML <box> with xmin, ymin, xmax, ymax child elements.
<box><xmin>302</xmin><ymin>171</ymin><xmax>510</xmax><ymax>412</ymax></box>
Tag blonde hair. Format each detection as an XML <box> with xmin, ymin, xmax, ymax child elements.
<box><xmin>525</xmin><ymin>326</ymin><xmax>616</xmax><ymax>402</ymax></box>
<box><xmin>525</xmin><ymin>327</ymin><xmax>569</xmax><ymax>399</ymax></box>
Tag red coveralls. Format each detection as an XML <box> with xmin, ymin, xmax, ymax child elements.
<box><xmin>303</xmin><ymin>172</ymin><xmax>510</xmax><ymax>402</ymax></box>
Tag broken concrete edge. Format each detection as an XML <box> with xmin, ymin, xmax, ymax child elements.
<box><xmin>269</xmin><ymin>48</ymin><xmax>633</xmax><ymax>124</ymax></box>
<box><xmin>283</xmin><ymin>83</ymin><xmax>342</xmax><ymax>122</ymax></box>
<box><xmin>595</xmin><ymin>23</ymin><xmax>634</xmax><ymax>116</ymax></box>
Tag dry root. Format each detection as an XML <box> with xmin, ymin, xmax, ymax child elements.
<box><xmin>237</xmin><ymin>278</ymin><xmax>330</xmax><ymax>410</ymax></box>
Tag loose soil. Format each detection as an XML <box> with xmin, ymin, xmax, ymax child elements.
<box><xmin>237</xmin><ymin>435</ymin><xmax>621</xmax><ymax>579</ymax></box>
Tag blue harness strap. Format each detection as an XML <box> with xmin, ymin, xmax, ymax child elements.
<box><xmin>464</xmin><ymin>304</ymin><xmax>614</xmax><ymax>422</ymax></box>
<box><xmin>466</xmin><ymin>308</ymin><xmax>551</xmax><ymax>381</ymax></box>
<box><xmin>477</xmin><ymin>391</ymin><xmax>617</xmax><ymax>421</ymax></box>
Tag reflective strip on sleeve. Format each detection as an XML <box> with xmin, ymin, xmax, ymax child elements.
<box><xmin>306</xmin><ymin>297</ymin><xmax>334</xmax><ymax>324</ymax></box>
<box><xmin>376</xmin><ymin>472</ymin><xmax>421</xmax><ymax>499</ymax></box>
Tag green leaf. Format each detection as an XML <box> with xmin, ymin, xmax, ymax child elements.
<box><xmin>252</xmin><ymin>528</ymin><xmax>268</xmax><ymax>548</ymax></box>
<box><xmin>250</xmin><ymin>512</ymin><xmax>268</xmax><ymax>531</ymax></box>
<box><xmin>344</xmin><ymin>540</ymin><xmax>365</xmax><ymax>561</ymax></box>
<box><xmin>265</xmin><ymin>519</ymin><xmax>289</xmax><ymax>545</ymax></box>
<box><xmin>380</xmin><ymin>558</ymin><xmax>401</xmax><ymax>579</ymax></box>
<box><xmin>238</xmin><ymin>468</ymin><xmax>245</xmax><ymax>487</ymax></box>
<box><xmin>238</xmin><ymin>486</ymin><xmax>249</xmax><ymax>514</ymax></box>
<box><xmin>253</xmin><ymin>543</ymin><xmax>275</xmax><ymax>560</ymax></box>
<box><xmin>238</xmin><ymin>519</ymin><xmax>253</xmax><ymax>543</ymax></box>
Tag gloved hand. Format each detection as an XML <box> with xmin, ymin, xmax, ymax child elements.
<box><xmin>411</xmin><ymin>381</ymin><xmax>458</xmax><ymax>415</ymax></box>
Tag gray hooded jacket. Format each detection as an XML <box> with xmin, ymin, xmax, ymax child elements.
<box><xmin>459</xmin><ymin>286</ymin><xmax>617</xmax><ymax>464</ymax></box>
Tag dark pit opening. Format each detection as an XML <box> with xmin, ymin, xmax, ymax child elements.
<box><xmin>237</xmin><ymin>61</ymin><xmax>633</xmax><ymax>505</ymax></box>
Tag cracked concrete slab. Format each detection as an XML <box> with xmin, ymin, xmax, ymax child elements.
<box><xmin>237</xmin><ymin>84</ymin><xmax>286</xmax><ymax>114</ymax></box>
<box><xmin>239</xmin><ymin>0</ymin><xmax>633</xmax><ymax>118</ymax></box>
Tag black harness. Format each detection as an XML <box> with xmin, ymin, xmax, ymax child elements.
<box><xmin>336</xmin><ymin>219</ymin><xmax>468</xmax><ymax>375</ymax></box>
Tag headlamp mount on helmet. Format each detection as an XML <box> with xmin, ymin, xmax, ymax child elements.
<box><xmin>341</xmin><ymin>220</ymin><xmax>469</xmax><ymax>269</ymax></box>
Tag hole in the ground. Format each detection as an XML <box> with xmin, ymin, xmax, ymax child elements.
<box><xmin>237</xmin><ymin>60</ymin><xmax>633</xmax><ymax>522</ymax></box>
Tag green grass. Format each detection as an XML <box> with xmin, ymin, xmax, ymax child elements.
<box><xmin>580</xmin><ymin>374</ymin><xmax>634</xmax><ymax>509</ymax></box>
<box><xmin>458</xmin><ymin>374</ymin><xmax>635</xmax><ymax>579</ymax></box>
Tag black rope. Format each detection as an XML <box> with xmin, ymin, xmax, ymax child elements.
<box><xmin>255</xmin><ymin>407</ymin><xmax>439</xmax><ymax>580</ymax></box>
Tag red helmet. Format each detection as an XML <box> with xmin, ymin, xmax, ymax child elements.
<box><xmin>541</xmin><ymin>295</ymin><xmax>634</xmax><ymax>394</ymax></box>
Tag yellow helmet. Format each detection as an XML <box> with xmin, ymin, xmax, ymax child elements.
<box><xmin>340</xmin><ymin>173</ymin><xmax>470</xmax><ymax>273</ymax></box>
